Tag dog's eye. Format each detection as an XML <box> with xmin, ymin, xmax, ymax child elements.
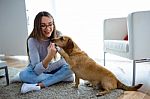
<box><xmin>60</xmin><ymin>37</ymin><xmax>64</xmax><ymax>40</ymax></box>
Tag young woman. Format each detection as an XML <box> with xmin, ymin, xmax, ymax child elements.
<box><xmin>19</xmin><ymin>11</ymin><xmax>74</xmax><ymax>93</ymax></box>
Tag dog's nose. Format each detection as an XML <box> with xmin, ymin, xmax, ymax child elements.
<box><xmin>54</xmin><ymin>44</ymin><xmax>57</xmax><ymax>46</ymax></box>
<box><xmin>51</xmin><ymin>39</ymin><xmax>54</xmax><ymax>42</ymax></box>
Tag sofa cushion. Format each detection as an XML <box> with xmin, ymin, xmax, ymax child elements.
<box><xmin>104</xmin><ymin>40</ymin><xmax>129</xmax><ymax>53</ymax></box>
<box><xmin>123</xmin><ymin>34</ymin><xmax>128</xmax><ymax>40</ymax></box>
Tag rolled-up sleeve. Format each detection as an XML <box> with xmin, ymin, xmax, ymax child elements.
<box><xmin>44</xmin><ymin>58</ymin><xmax>67</xmax><ymax>73</ymax></box>
<box><xmin>33</xmin><ymin>62</ymin><xmax>47</xmax><ymax>75</ymax></box>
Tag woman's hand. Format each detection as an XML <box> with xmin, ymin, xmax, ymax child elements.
<box><xmin>47</xmin><ymin>43</ymin><xmax>57</xmax><ymax>57</ymax></box>
<box><xmin>42</xmin><ymin>43</ymin><xmax>57</xmax><ymax>68</ymax></box>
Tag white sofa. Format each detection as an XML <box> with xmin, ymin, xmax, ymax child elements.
<box><xmin>103</xmin><ymin>10</ymin><xmax>150</xmax><ymax>85</ymax></box>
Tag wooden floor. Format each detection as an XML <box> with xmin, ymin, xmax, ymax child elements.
<box><xmin>1</xmin><ymin>56</ymin><xmax>150</xmax><ymax>99</ymax></box>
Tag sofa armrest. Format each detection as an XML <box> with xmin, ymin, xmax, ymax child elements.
<box><xmin>127</xmin><ymin>10</ymin><xmax>150</xmax><ymax>59</ymax></box>
<box><xmin>103</xmin><ymin>17</ymin><xmax>128</xmax><ymax>40</ymax></box>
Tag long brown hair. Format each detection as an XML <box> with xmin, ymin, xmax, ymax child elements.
<box><xmin>27</xmin><ymin>11</ymin><xmax>58</xmax><ymax>60</ymax></box>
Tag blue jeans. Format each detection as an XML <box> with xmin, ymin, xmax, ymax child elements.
<box><xmin>19</xmin><ymin>64</ymin><xmax>73</xmax><ymax>87</ymax></box>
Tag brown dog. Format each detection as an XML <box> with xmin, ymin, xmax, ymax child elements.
<box><xmin>51</xmin><ymin>36</ymin><xmax>143</xmax><ymax>96</ymax></box>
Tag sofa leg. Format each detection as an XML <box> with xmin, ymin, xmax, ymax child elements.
<box><xmin>104</xmin><ymin>52</ymin><xmax>106</xmax><ymax>66</ymax></box>
<box><xmin>5</xmin><ymin>66</ymin><xmax>9</xmax><ymax>85</ymax></box>
<box><xmin>132</xmin><ymin>60</ymin><xmax>136</xmax><ymax>86</ymax></box>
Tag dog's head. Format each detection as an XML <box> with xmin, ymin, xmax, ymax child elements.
<box><xmin>51</xmin><ymin>36</ymin><xmax>74</xmax><ymax>51</ymax></box>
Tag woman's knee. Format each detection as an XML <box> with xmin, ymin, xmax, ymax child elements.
<box><xmin>19</xmin><ymin>69</ymin><xmax>36</xmax><ymax>83</ymax></box>
<box><xmin>19</xmin><ymin>70</ymin><xmax>29</xmax><ymax>82</ymax></box>
<box><xmin>19</xmin><ymin>70</ymin><xmax>26</xmax><ymax>80</ymax></box>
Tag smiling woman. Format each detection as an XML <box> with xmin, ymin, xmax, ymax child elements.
<box><xmin>40</xmin><ymin>16</ymin><xmax>54</xmax><ymax>40</ymax></box>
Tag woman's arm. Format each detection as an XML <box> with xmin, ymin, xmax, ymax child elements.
<box><xmin>42</xmin><ymin>43</ymin><xmax>57</xmax><ymax>68</ymax></box>
<box><xmin>28</xmin><ymin>38</ymin><xmax>41</xmax><ymax>66</ymax></box>
<box><xmin>28</xmin><ymin>38</ymin><xmax>56</xmax><ymax>75</ymax></box>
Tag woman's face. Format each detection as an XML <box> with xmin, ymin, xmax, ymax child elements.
<box><xmin>40</xmin><ymin>16</ymin><xmax>54</xmax><ymax>39</ymax></box>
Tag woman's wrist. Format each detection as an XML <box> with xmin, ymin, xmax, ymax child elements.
<box><xmin>42</xmin><ymin>55</ymin><xmax>53</xmax><ymax>68</ymax></box>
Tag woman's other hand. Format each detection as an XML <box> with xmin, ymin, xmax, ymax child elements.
<box><xmin>47</xmin><ymin>43</ymin><xmax>57</xmax><ymax>58</ymax></box>
<box><xmin>42</xmin><ymin>43</ymin><xmax>57</xmax><ymax>68</ymax></box>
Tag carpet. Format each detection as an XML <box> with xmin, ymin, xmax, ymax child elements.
<box><xmin>0</xmin><ymin>67</ymin><xmax>124</xmax><ymax>99</ymax></box>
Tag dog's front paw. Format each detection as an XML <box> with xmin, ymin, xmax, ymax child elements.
<box><xmin>71</xmin><ymin>83</ymin><xmax>79</xmax><ymax>89</ymax></box>
<box><xmin>55</xmin><ymin>46</ymin><xmax>62</xmax><ymax>52</ymax></box>
<box><xmin>72</xmin><ymin>85</ymin><xmax>78</xmax><ymax>89</ymax></box>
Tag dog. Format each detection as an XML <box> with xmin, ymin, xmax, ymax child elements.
<box><xmin>51</xmin><ymin>36</ymin><xmax>143</xmax><ymax>96</ymax></box>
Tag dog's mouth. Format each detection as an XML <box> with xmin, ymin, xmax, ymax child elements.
<box><xmin>51</xmin><ymin>38</ymin><xmax>55</xmax><ymax>43</ymax></box>
<box><xmin>51</xmin><ymin>38</ymin><xmax>64</xmax><ymax>48</ymax></box>
<box><xmin>54</xmin><ymin>43</ymin><xmax>58</xmax><ymax>47</ymax></box>
<box><xmin>51</xmin><ymin>39</ymin><xmax>58</xmax><ymax>47</ymax></box>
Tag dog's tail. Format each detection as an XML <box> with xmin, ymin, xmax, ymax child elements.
<box><xmin>117</xmin><ymin>80</ymin><xmax>143</xmax><ymax>91</ymax></box>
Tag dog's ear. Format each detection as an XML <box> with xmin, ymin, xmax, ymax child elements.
<box><xmin>67</xmin><ymin>39</ymin><xmax>74</xmax><ymax>49</ymax></box>
<box><xmin>60</xmin><ymin>36</ymin><xmax>65</xmax><ymax>40</ymax></box>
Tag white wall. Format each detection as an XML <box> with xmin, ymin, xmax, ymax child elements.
<box><xmin>54</xmin><ymin>0</ymin><xmax>150</xmax><ymax>60</ymax></box>
<box><xmin>25</xmin><ymin>0</ymin><xmax>56</xmax><ymax>34</ymax></box>
<box><xmin>0</xmin><ymin>0</ymin><xmax>28</xmax><ymax>56</ymax></box>
<box><xmin>0</xmin><ymin>0</ymin><xmax>150</xmax><ymax>59</ymax></box>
